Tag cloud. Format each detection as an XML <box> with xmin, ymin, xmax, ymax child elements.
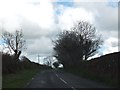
<box><xmin>95</xmin><ymin>4</ymin><xmax>118</xmax><ymax>31</ymax></box>
<box><xmin>74</xmin><ymin>2</ymin><xmax>118</xmax><ymax>31</ymax></box>
<box><xmin>21</xmin><ymin>0</ymin><xmax>55</xmax><ymax>29</ymax></box>
<box><xmin>26</xmin><ymin>36</ymin><xmax>53</xmax><ymax>55</ymax></box>
<box><xmin>0</xmin><ymin>0</ymin><xmax>56</xmax><ymax>58</ymax></box>
<box><xmin>0</xmin><ymin>0</ymin><xmax>56</xmax><ymax>31</ymax></box>
<box><xmin>57</xmin><ymin>6</ymin><xmax>95</xmax><ymax>31</ymax></box>
<box><xmin>55</xmin><ymin>0</ymin><xmax>74</xmax><ymax>7</ymax></box>
<box><xmin>73</xmin><ymin>1</ymin><xmax>118</xmax><ymax>55</ymax></box>
<box><xmin>104</xmin><ymin>37</ymin><xmax>118</xmax><ymax>47</ymax></box>
<box><xmin>74</xmin><ymin>0</ymin><xmax>119</xmax><ymax>2</ymax></box>
<box><xmin>0</xmin><ymin>0</ymin><xmax>118</xmax><ymax>62</ymax></box>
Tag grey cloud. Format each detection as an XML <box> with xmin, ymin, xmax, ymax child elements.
<box><xmin>111</xmin><ymin>41</ymin><xmax>118</xmax><ymax>47</ymax></box>
<box><xmin>19</xmin><ymin>18</ymin><xmax>56</xmax><ymax>57</ymax></box>
<box><xmin>75</xmin><ymin>2</ymin><xmax>118</xmax><ymax>32</ymax></box>
<box><xmin>20</xmin><ymin>18</ymin><xmax>46</xmax><ymax>39</ymax></box>
<box><xmin>95</xmin><ymin>8</ymin><xmax>118</xmax><ymax>31</ymax></box>
<box><xmin>98</xmin><ymin>30</ymin><xmax>118</xmax><ymax>39</ymax></box>
<box><xmin>11</xmin><ymin>16</ymin><xmax>62</xmax><ymax>58</ymax></box>
<box><xmin>74</xmin><ymin>2</ymin><xmax>118</xmax><ymax>55</ymax></box>
<box><xmin>20</xmin><ymin>17</ymin><xmax>61</xmax><ymax>39</ymax></box>
<box><xmin>26</xmin><ymin>37</ymin><xmax>53</xmax><ymax>56</ymax></box>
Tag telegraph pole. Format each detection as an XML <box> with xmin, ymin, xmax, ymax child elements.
<box><xmin>38</xmin><ymin>55</ymin><xmax>40</xmax><ymax>64</ymax></box>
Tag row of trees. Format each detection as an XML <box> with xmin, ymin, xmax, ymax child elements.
<box><xmin>1</xmin><ymin>30</ymin><xmax>53</xmax><ymax>74</ymax></box>
<box><xmin>1</xmin><ymin>29</ymin><xmax>60</xmax><ymax>69</ymax></box>
<box><xmin>1</xmin><ymin>21</ymin><xmax>103</xmax><ymax>69</ymax></box>
<box><xmin>53</xmin><ymin>21</ymin><xmax>103</xmax><ymax>68</ymax></box>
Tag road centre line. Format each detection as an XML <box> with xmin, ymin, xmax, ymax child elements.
<box><xmin>59</xmin><ymin>78</ymin><xmax>67</xmax><ymax>84</ymax></box>
<box><xmin>56</xmin><ymin>74</ymin><xmax>59</xmax><ymax>77</ymax></box>
<box><xmin>55</xmin><ymin>73</ymin><xmax>76</xmax><ymax>90</ymax></box>
<box><xmin>25</xmin><ymin>77</ymin><xmax>34</xmax><ymax>87</ymax></box>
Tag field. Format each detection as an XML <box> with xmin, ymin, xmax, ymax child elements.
<box><xmin>2</xmin><ymin>69</ymin><xmax>40</xmax><ymax>88</ymax></box>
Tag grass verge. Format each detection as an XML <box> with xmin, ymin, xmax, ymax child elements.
<box><xmin>64</xmin><ymin>68</ymin><xmax>118</xmax><ymax>88</ymax></box>
<box><xmin>2</xmin><ymin>68</ymin><xmax>40</xmax><ymax>88</ymax></box>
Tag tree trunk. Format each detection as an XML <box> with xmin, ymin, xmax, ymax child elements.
<box><xmin>14</xmin><ymin>50</ymin><xmax>21</xmax><ymax>60</ymax></box>
<box><xmin>17</xmin><ymin>51</ymin><xmax>21</xmax><ymax>59</ymax></box>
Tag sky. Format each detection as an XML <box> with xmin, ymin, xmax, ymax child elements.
<box><xmin>0</xmin><ymin>0</ymin><xmax>119</xmax><ymax>63</ymax></box>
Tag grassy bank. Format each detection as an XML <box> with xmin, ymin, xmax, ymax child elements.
<box><xmin>2</xmin><ymin>68</ymin><xmax>40</xmax><ymax>88</ymax></box>
<box><xmin>64</xmin><ymin>68</ymin><xmax>118</xmax><ymax>88</ymax></box>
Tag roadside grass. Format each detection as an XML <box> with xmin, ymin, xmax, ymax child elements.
<box><xmin>2</xmin><ymin>68</ymin><xmax>40</xmax><ymax>88</ymax></box>
<box><xmin>64</xmin><ymin>68</ymin><xmax>118</xmax><ymax>88</ymax></box>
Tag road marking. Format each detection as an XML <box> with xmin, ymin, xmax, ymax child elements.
<box><xmin>56</xmin><ymin>74</ymin><xmax>59</xmax><ymax>77</ymax></box>
<box><xmin>32</xmin><ymin>78</ymin><xmax>34</xmax><ymax>80</ymax></box>
<box><xmin>59</xmin><ymin>78</ymin><xmax>67</xmax><ymax>84</ymax></box>
<box><xmin>55</xmin><ymin>73</ymin><xmax>76</xmax><ymax>90</ymax></box>
<box><xmin>25</xmin><ymin>78</ymin><xmax>33</xmax><ymax>87</ymax></box>
<box><xmin>71</xmin><ymin>86</ymin><xmax>76</xmax><ymax>90</ymax></box>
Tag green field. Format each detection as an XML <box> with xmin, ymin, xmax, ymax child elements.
<box><xmin>2</xmin><ymin>69</ymin><xmax>40</xmax><ymax>88</ymax></box>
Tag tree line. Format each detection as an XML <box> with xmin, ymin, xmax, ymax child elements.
<box><xmin>2</xmin><ymin>52</ymin><xmax>51</xmax><ymax>75</ymax></box>
<box><xmin>2</xmin><ymin>21</ymin><xmax>102</xmax><ymax>69</ymax></box>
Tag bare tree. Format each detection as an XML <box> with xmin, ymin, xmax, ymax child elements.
<box><xmin>2</xmin><ymin>30</ymin><xmax>26</xmax><ymax>60</ymax></box>
<box><xmin>53</xmin><ymin>21</ymin><xmax>103</xmax><ymax>68</ymax></box>
<box><xmin>44</xmin><ymin>56</ymin><xmax>53</xmax><ymax>66</ymax></box>
<box><xmin>72</xmin><ymin>21</ymin><xmax>103</xmax><ymax>60</ymax></box>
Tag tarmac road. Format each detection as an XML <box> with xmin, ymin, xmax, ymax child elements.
<box><xmin>24</xmin><ymin>69</ymin><xmax>110</xmax><ymax>89</ymax></box>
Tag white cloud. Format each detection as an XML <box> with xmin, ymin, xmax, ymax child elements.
<box><xmin>0</xmin><ymin>0</ymin><xmax>56</xmax><ymax>32</ymax></box>
<box><xmin>26</xmin><ymin>36</ymin><xmax>53</xmax><ymax>56</ymax></box>
<box><xmin>0</xmin><ymin>45</ymin><xmax>3</xmax><ymax>52</ymax></box>
<box><xmin>105</xmin><ymin>37</ymin><xmax>118</xmax><ymax>47</ymax></box>
<box><xmin>74</xmin><ymin>0</ymin><xmax>119</xmax><ymax>2</ymax></box>
<box><xmin>102</xmin><ymin>46</ymin><xmax>118</xmax><ymax>55</ymax></box>
<box><xmin>101</xmin><ymin>37</ymin><xmax>118</xmax><ymax>55</ymax></box>
<box><xmin>0</xmin><ymin>0</ymin><xmax>118</xmax><ymax>62</ymax></box>
<box><xmin>74</xmin><ymin>1</ymin><xmax>118</xmax><ymax>31</ymax></box>
<box><xmin>57</xmin><ymin>6</ymin><xmax>95</xmax><ymax>30</ymax></box>
<box><xmin>20</xmin><ymin>0</ymin><xmax>55</xmax><ymax>29</ymax></box>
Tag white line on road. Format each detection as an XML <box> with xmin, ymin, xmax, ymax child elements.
<box><xmin>56</xmin><ymin>74</ymin><xmax>59</xmax><ymax>77</ymax></box>
<box><xmin>71</xmin><ymin>86</ymin><xmax>76</xmax><ymax>90</ymax></box>
<box><xmin>59</xmin><ymin>78</ymin><xmax>67</xmax><ymax>84</ymax></box>
<box><xmin>25</xmin><ymin>77</ymin><xmax>34</xmax><ymax>87</ymax></box>
<box><xmin>55</xmin><ymin>73</ymin><xmax>76</xmax><ymax>90</ymax></box>
<box><xmin>32</xmin><ymin>78</ymin><xmax>34</xmax><ymax>80</ymax></box>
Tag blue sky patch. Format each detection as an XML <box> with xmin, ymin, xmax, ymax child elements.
<box><xmin>54</xmin><ymin>0</ymin><xmax>74</xmax><ymax>15</ymax></box>
<box><xmin>55</xmin><ymin>0</ymin><xmax>74</xmax><ymax>7</ymax></box>
<box><xmin>0</xmin><ymin>39</ymin><xmax>4</xmax><ymax>45</ymax></box>
<box><xmin>107</xmin><ymin>1</ymin><xmax>118</xmax><ymax>8</ymax></box>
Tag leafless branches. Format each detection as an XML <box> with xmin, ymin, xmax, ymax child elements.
<box><xmin>2</xmin><ymin>30</ymin><xmax>26</xmax><ymax>59</ymax></box>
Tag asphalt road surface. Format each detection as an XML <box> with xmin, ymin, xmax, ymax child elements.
<box><xmin>24</xmin><ymin>69</ymin><xmax>110</xmax><ymax>89</ymax></box>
